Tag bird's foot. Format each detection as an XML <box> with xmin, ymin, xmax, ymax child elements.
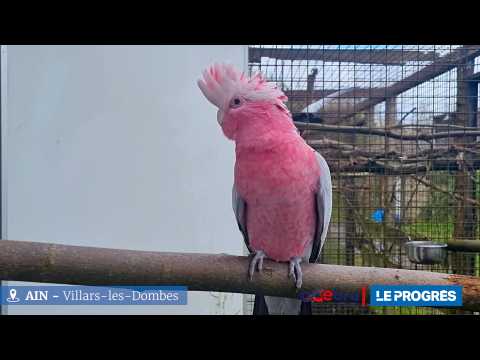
<box><xmin>288</xmin><ymin>256</ymin><xmax>303</xmax><ymax>289</ymax></box>
<box><xmin>248</xmin><ymin>250</ymin><xmax>266</xmax><ymax>280</ymax></box>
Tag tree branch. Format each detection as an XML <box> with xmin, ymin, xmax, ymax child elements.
<box><xmin>296</xmin><ymin>122</ymin><xmax>480</xmax><ymax>141</ymax></box>
<box><xmin>325</xmin><ymin>157</ymin><xmax>480</xmax><ymax>175</ymax></box>
<box><xmin>308</xmin><ymin>138</ymin><xmax>480</xmax><ymax>161</ymax></box>
<box><xmin>304</xmin><ymin>139</ymin><xmax>480</xmax><ymax>174</ymax></box>
<box><xmin>410</xmin><ymin>175</ymin><xmax>480</xmax><ymax>206</ymax></box>
<box><xmin>0</xmin><ymin>240</ymin><xmax>479</xmax><ymax>311</ymax></box>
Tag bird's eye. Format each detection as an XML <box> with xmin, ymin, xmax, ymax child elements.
<box><xmin>229</xmin><ymin>97</ymin><xmax>243</xmax><ymax>108</ymax></box>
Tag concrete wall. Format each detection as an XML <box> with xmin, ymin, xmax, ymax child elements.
<box><xmin>1</xmin><ymin>45</ymin><xmax>248</xmax><ymax>314</ymax></box>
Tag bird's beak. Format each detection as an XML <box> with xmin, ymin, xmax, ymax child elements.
<box><xmin>217</xmin><ymin>109</ymin><xmax>224</xmax><ymax>125</ymax></box>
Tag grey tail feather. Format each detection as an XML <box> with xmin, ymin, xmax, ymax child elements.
<box><xmin>252</xmin><ymin>295</ymin><xmax>313</xmax><ymax>315</ymax></box>
<box><xmin>300</xmin><ymin>301</ymin><xmax>312</xmax><ymax>315</ymax></box>
<box><xmin>253</xmin><ymin>295</ymin><xmax>269</xmax><ymax>315</ymax></box>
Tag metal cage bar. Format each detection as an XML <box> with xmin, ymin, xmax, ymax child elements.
<box><xmin>247</xmin><ymin>45</ymin><xmax>480</xmax><ymax>315</ymax></box>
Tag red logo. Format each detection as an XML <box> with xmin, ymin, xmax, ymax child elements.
<box><xmin>298</xmin><ymin>287</ymin><xmax>368</xmax><ymax>306</ymax></box>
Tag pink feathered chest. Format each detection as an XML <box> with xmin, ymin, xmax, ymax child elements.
<box><xmin>234</xmin><ymin>138</ymin><xmax>321</xmax><ymax>261</ymax></box>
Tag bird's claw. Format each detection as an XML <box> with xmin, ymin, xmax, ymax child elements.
<box><xmin>249</xmin><ymin>250</ymin><xmax>266</xmax><ymax>280</ymax></box>
<box><xmin>289</xmin><ymin>257</ymin><xmax>303</xmax><ymax>289</ymax></box>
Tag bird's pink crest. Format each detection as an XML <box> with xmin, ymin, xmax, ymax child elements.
<box><xmin>197</xmin><ymin>63</ymin><xmax>288</xmax><ymax>110</ymax></box>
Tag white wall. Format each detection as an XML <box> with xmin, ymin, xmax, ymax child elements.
<box><xmin>2</xmin><ymin>45</ymin><xmax>248</xmax><ymax>314</ymax></box>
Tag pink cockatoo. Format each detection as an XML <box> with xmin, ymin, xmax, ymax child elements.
<box><xmin>198</xmin><ymin>63</ymin><xmax>332</xmax><ymax>315</ymax></box>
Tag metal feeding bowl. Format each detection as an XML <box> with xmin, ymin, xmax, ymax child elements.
<box><xmin>405</xmin><ymin>241</ymin><xmax>448</xmax><ymax>265</ymax></box>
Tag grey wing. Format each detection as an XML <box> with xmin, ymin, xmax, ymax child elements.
<box><xmin>308</xmin><ymin>151</ymin><xmax>333</xmax><ymax>263</ymax></box>
<box><xmin>232</xmin><ymin>185</ymin><xmax>252</xmax><ymax>253</ymax></box>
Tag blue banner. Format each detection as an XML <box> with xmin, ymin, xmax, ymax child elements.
<box><xmin>369</xmin><ymin>285</ymin><xmax>462</xmax><ymax>307</ymax></box>
<box><xmin>0</xmin><ymin>285</ymin><xmax>188</xmax><ymax>305</ymax></box>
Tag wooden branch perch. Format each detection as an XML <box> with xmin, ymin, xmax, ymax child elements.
<box><xmin>448</xmin><ymin>240</ymin><xmax>480</xmax><ymax>253</ymax></box>
<box><xmin>1</xmin><ymin>240</ymin><xmax>480</xmax><ymax>311</ymax></box>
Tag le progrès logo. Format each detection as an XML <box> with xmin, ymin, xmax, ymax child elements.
<box><xmin>298</xmin><ymin>285</ymin><xmax>463</xmax><ymax>308</ymax></box>
<box><xmin>369</xmin><ymin>285</ymin><xmax>462</xmax><ymax>307</ymax></box>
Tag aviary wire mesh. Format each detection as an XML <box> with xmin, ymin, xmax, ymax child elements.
<box><xmin>246</xmin><ymin>45</ymin><xmax>480</xmax><ymax>315</ymax></box>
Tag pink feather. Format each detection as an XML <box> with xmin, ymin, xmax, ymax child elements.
<box><xmin>197</xmin><ymin>63</ymin><xmax>289</xmax><ymax>111</ymax></box>
<box><xmin>198</xmin><ymin>63</ymin><xmax>320</xmax><ymax>262</ymax></box>
<box><xmin>233</xmin><ymin>105</ymin><xmax>320</xmax><ymax>261</ymax></box>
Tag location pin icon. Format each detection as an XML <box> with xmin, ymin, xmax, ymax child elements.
<box><xmin>9</xmin><ymin>289</ymin><xmax>16</xmax><ymax>300</ymax></box>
